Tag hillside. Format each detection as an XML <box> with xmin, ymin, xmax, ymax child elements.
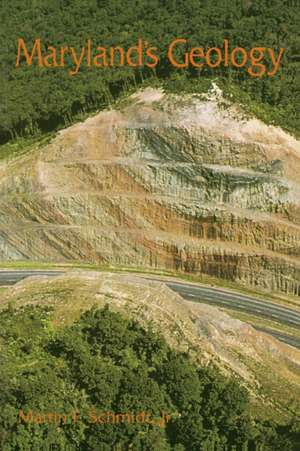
<box><xmin>1</xmin><ymin>270</ymin><xmax>300</xmax><ymax>420</ymax></box>
<box><xmin>0</xmin><ymin>87</ymin><xmax>300</xmax><ymax>296</ymax></box>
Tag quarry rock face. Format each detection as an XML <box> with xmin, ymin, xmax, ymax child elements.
<box><xmin>0</xmin><ymin>86</ymin><xmax>300</xmax><ymax>296</ymax></box>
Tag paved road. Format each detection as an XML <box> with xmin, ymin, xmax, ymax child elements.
<box><xmin>1</xmin><ymin>270</ymin><xmax>300</xmax><ymax>349</ymax></box>
<box><xmin>147</xmin><ymin>279</ymin><xmax>300</xmax><ymax>349</ymax></box>
<box><xmin>0</xmin><ymin>270</ymin><xmax>63</xmax><ymax>285</ymax></box>
<box><xmin>165</xmin><ymin>281</ymin><xmax>300</xmax><ymax>330</ymax></box>
<box><xmin>255</xmin><ymin>327</ymin><xmax>300</xmax><ymax>350</ymax></box>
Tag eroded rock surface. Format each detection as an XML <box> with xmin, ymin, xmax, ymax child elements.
<box><xmin>1</xmin><ymin>87</ymin><xmax>300</xmax><ymax>295</ymax></box>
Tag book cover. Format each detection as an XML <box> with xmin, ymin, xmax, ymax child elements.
<box><xmin>0</xmin><ymin>1</ymin><xmax>299</xmax><ymax>449</ymax></box>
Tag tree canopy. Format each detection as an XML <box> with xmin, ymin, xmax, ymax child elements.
<box><xmin>0</xmin><ymin>305</ymin><xmax>299</xmax><ymax>450</ymax></box>
<box><xmin>0</xmin><ymin>0</ymin><xmax>299</xmax><ymax>146</ymax></box>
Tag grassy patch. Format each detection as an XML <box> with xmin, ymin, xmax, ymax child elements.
<box><xmin>0</xmin><ymin>133</ymin><xmax>55</xmax><ymax>162</ymax></box>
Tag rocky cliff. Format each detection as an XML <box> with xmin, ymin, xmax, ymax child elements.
<box><xmin>1</xmin><ymin>86</ymin><xmax>300</xmax><ymax>296</ymax></box>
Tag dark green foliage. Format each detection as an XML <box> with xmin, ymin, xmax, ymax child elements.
<box><xmin>0</xmin><ymin>305</ymin><xmax>299</xmax><ymax>449</ymax></box>
<box><xmin>0</xmin><ymin>0</ymin><xmax>299</xmax><ymax>148</ymax></box>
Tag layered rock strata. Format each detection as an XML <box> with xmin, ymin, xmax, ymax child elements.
<box><xmin>0</xmin><ymin>87</ymin><xmax>300</xmax><ymax>295</ymax></box>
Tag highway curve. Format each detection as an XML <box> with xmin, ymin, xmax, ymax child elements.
<box><xmin>0</xmin><ymin>270</ymin><xmax>300</xmax><ymax>349</ymax></box>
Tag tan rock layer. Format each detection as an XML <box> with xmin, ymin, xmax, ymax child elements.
<box><xmin>0</xmin><ymin>88</ymin><xmax>300</xmax><ymax>296</ymax></box>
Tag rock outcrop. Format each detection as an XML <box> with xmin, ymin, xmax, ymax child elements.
<box><xmin>1</xmin><ymin>86</ymin><xmax>300</xmax><ymax>295</ymax></box>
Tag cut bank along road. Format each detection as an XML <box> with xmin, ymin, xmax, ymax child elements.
<box><xmin>1</xmin><ymin>270</ymin><xmax>300</xmax><ymax>349</ymax></box>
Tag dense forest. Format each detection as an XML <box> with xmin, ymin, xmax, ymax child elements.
<box><xmin>0</xmin><ymin>0</ymin><xmax>299</xmax><ymax>146</ymax></box>
<box><xmin>0</xmin><ymin>305</ymin><xmax>299</xmax><ymax>450</ymax></box>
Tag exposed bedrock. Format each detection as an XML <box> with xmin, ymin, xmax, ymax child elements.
<box><xmin>0</xmin><ymin>87</ymin><xmax>299</xmax><ymax>296</ymax></box>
